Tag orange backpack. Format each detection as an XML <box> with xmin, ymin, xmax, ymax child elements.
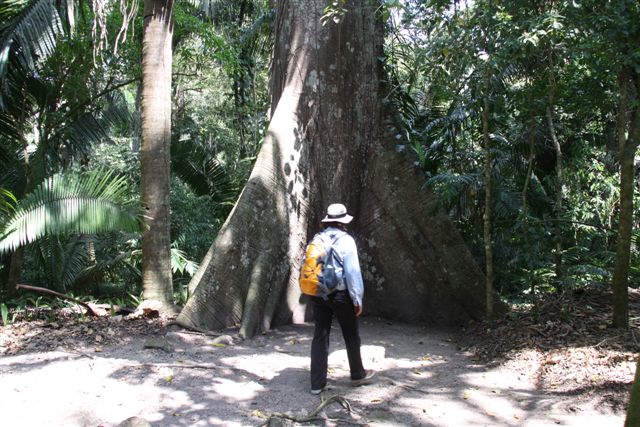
<box><xmin>299</xmin><ymin>232</ymin><xmax>345</xmax><ymax>297</ymax></box>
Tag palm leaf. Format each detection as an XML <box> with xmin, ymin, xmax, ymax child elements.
<box><xmin>0</xmin><ymin>0</ymin><xmax>66</xmax><ymax>108</ymax></box>
<box><xmin>171</xmin><ymin>139</ymin><xmax>238</xmax><ymax>202</ymax></box>
<box><xmin>426</xmin><ymin>171</ymin><xmax>480</xmax><ymax>218</ymax></box>
<box><xmin>0</xmin><ymin>187</ymin><xmax>16</xmax><ymax>215</ymax></box>
<box><xmin>30</xmin><ymin>234</ymin><xmax>90</xmax><ymax>291</ymax></box>
<box><xmin>74</xmin><ymin>249</ymin><xmax>136</xmax><ymax>287</ymax></box>
<box><xmin>0</xmin><ymin>168</ymin><xmax>140</xmax><ymax>253</ymax></box>
<box><xmin>170</xmin><ymin>247</ymin><xmax>199</xmax><ymax>276</ymax></box>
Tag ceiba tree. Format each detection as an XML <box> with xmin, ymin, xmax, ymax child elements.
<box><xmin>177</xmin><ymin>0</ymin><xmax>486</xmax><ymax>338</ymax></box>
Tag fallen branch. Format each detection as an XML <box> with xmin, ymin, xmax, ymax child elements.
<box><xmin>593</xmin><ymin>335</ymin><xmax>621</xmax><ymax>349</ymax></box>
<box><xmin>257</xmin><ymin>395</ymin><xmax>354</xmax><ymax>426</ymax></box>
<box><xmin>128</xmin><ymin>362</ymin><xmax>218</xmax><ymax>370</ymax></box>
<box><xmin>16</xmin><ymin>284</ymin><xmax>98</xmax><ymax>316</ymax></box>
<box><xmin>383</xmin><ymin>376</ymin><xmax>431</xmax><ymax>395</ymax></box>
<box><xmin>166</xmin><ymin>320</ymin><xmax>223</xmax><ymax>337</ymax></box>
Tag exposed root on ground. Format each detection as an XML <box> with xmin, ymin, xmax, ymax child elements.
<box><xmin>256</xmin><ymin>395</ymin><xmax>358</xmax><ymax>426</ymax></box>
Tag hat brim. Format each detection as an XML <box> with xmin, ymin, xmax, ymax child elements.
<box><xmin>321</xmin><ymin>214</ymin><xmax>353</xmax><ymax>224</ymax></box>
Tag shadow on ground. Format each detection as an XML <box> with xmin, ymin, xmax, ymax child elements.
<box><xmin>0</xmin><ymin>317</ymin><xmax>629</xmax><ymax>426</ymax></box>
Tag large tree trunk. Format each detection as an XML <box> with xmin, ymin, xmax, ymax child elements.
<box><xmin>140</xmin><ymin>0</ymin><xmax>174</xmax><ymax>311</ymax></box>
<box><xmin>626</xmin><ymin>357</ymin><xmax>640</xmax><ymax>427</ymax></box>
<box><xmin>612</xmin><ymin>68</ymin><xmax>639</xmax><ymax>329</ymax></box>
<box><xmin>177</xmin><ymin>0</ymin><xmax>486</xmax><ymax>337</ymax></box>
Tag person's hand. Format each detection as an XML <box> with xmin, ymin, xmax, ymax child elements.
<box><xmin>354</xmin><ymin>305</ymin><xmax>363</xmax><ymax>317</ymax></box>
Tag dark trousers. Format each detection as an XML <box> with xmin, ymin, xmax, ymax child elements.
<box><xmin>310</xmin><ymin>290</ymin><xmax>366</xmax><ymax>389</ymax></box>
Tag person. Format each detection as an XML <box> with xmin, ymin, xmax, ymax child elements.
<box><xmin>308</xmin><ymin>203</ymin><xmax>375</xmax><ymax>395</ymax></box>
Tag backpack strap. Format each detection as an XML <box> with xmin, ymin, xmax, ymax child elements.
<box><xmin>322</xmin><ymin>230</ymin><xmax>347</xmax><ymax>257</ymax></box>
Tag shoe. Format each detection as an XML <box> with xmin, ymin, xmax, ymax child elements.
<box><xmin>351</xmin><ymin>369</ymin><xmax>375</xmax><ymax>386</ymax></box>
<box><xmin>310</xmin><ymin>387</ymin><xmax>324</xmax><ymax>395</ymax></box>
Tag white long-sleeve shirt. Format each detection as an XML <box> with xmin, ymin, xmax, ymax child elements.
<box><xmin>320</xmin><ymin>227</ymin><xmax>364</xmax><ymax>307</ymax></box>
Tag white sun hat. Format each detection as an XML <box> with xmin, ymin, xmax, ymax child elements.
<box><xmin>321</xmin><ymin>203</ymin><xmax>353</xmax><ymax>224</ymax></box>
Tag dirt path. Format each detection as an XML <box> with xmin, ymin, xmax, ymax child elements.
<box><xmin>0</xmin><ymin>316</ymin><xmax>629</xmax><ymax>426</ymax></box>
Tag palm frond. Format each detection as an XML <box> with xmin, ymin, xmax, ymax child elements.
<box><xmin>171</xmin><ymin>140</ymin><xmax>238</xmax><ymax>202</ymax></box>
<box><xmin>29</xmin><ymin>234</ymin><xmax>90</xmax><ymax>291</ymax></box>
<box><xmin>170</xmin><ymin>247</ymin><xmax>199</xmax><ymax>276</ymax></box>
<box><xmin>0</xmin><ymin>168</ymin><xmax>140</xmax><ymax>253</ymax></box>
<box><xmin>205</xmin><ymin>157</ymin><xmax>237</xmax><ymax>203</ymax></box>
<box><xmin>426</xmin><ymin>171</ymin><xmax>480</xmax><ymax>218</ymax></box>
<box><xmin>0</xmin><ymin>0</ymin><xmax>66</xmax><ymax>108</ymax></box>
<box><xmin>56</xmin><ymin>112</ymin><xmax>109</xmax><ymax>161</ymax></box>
<box><xmin>74</xmin><ymin>249</ymin><xmax>135</xmax><ymax>286</ymax></box>
<box><xmin>238</xmin><ymin>8</ymin><xmax>274</xmax><ymax>57</ymax></box>
<box><xmin>0</xmin><ymin>187</ymin><xmax>16</xmax><ymax>215</ymax></box>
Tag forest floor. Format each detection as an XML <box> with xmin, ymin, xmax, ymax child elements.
<box><xmin>0</xmin><ymin>287</ymin><xmax>638</xmax><ymax>427</ymax></box>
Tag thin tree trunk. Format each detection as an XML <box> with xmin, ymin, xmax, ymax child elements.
<box><xmin>546</xmin><ymin>49</ymin><xmax>563</xmax><ymax>281</ymax></box>
<box><xmin>612</xmin><ymin>68</ymin><xmax>639</xmax><ymax>329</ymax></box>
<box><xmin>546</xmin><ymin>105</ymin><xmax>563</xmax><ymax>281</ymax></box>
<box><xmin>177</xmin><ymin>0</ymin><xmax>487</xmax><ymax>337</ymax></box>
<box><xmin>6</xmin><ymin>140</ymin><xmax>35</xmax><ymax>296</ymax></box>
<box><xmin>522</xmin><ymin>120</ymin><xmax>537</xmax><ymax>311</ymax></box>
<box><xmin>140</xmin><ymin>0</ymin><xmax>174</xmax><ymax>312</ymax></box>
<box><xmin>5</xmin><ymin>247</ymin><xmax>24</xmax><ymax>297</ymax></box>
<box><xmin>482</xmin><ymin>90</ymin><xmax>494</xmax><ymax>320</ymax></box>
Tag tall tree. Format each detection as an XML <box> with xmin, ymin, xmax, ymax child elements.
<box><xmin>612</xmin><ymin>67</ymin><xmax>640</xmax><ymax>328</ymax></box>
<box><xmin>140</xmin><ymin>0</ymin><xmax>174</xmax><ymax>311</ymax></box>
<box><xmin>578</xmin><ymin>0</ymin><xmax>640</xmax><ymax>329</ymax></box>
<box><xmin>177</xmin><ymin>0</ymin><xmax>487</xmax><ymax>338</ymax></box>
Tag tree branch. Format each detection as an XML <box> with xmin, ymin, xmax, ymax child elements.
<box><xmin>15</xmin><ymin>284</ymin><xmax>98</xmax><ymax>316</ymax></box>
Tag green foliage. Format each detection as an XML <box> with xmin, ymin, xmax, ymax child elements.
<box><xmin>1</xmin><ymin>301</ymin><xmax>8</xmax><ymax>325</ymax></box>
<box><xmin>321</xmin><ymin>0</ymin><xmax>348</xmax><ymax>26</ymax></box>
<box><xmin>385</xmin><ymin>0</ymin><xmax>640</xmax><ymax>302</ymax></box>
<box><xmin>0</xmin><ymin>168</ymin><xmax>140</xmax><ymax>254</ymax></box>
<box><xmin>0</xmin><ymin>0</ymin><xmax>67</xmax><ymax>108</ymax></box>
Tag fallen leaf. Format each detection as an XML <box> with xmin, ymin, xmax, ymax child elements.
<box><xmin>250</xmin><ymin>409</ymin><xmax>266</xmax><ymax>419</ymax></box>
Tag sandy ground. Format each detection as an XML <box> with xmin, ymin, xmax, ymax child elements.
<box><xmin>0</xmin><ymin>317</ymin><xmax>629</xmax><ymax>427</ymax></box>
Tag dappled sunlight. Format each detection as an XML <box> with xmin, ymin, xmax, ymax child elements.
<box><xmin>208</xmin><ymin>377</ymin><xmax>264</xmax><ymax>401</ymax></box>
<box><xmin>329</xmin><ymin>344</ymin><xmax>387</xmax><ymax>372</ymax></box>
<box><xmin>1</xmin><ymin>319</ymin><xmax>628</xmax><ymax>426</ymax></box>
<box><xmin>0</xmin><ymin>352</ymin><xmax>194</xmax><ymax>425</ymax></box>
<box><xmin>219</xmin><ymin>351</ymin><xmax>308</xmax><ymax>380</ymax></box>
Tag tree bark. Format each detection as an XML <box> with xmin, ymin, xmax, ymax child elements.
<box><xmin>612</xmin><ymin>68</ymin><xmax>639</xmax><ymax>329</ymax></box>
<box><xmin>546</xmin><ymin>52</ymin><xmax>563</xmax><ymax>281</ymax></box>
<box><xmin>177</xmin><ymin>0</ymin><xmax>487</xmax><ymax>337</ymax></box>
<box><xmin>482</xmin><ymin>90</ymin><xmax>494</xmax><ymax>320</ymax></box>
<box><xmin>625</xmin><ymin>357</ymin><xmax>640</xmax><ymax>427</ymax></box>
<box><xmin>140</xmin><ymin>0</ymin><xmax>174</xmax><ymax>312</ymax></box>
<box><xmin>5</xmin><ymin>247</ymin><xmax>24</xmax><ymax>297</ymax></box>
<box><xmin>522</xmin><ymin>120</ymin><xmax>538</xmax><ymax>311</ymax></box>
<box><xmin>546</xmin><ymin>106</ymin><xmax>564</xmax><ymax>280</ymax></box>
